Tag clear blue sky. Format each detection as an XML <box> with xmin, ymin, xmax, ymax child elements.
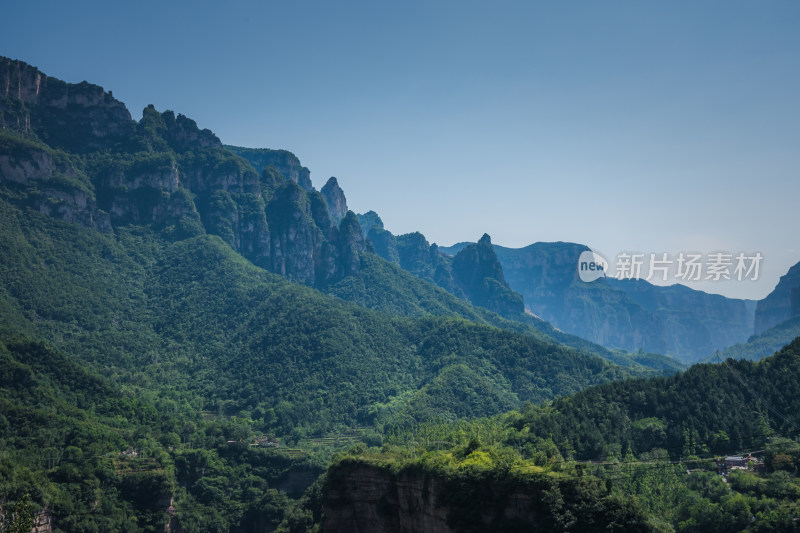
<box><xmin>2</xmin><ymin>0</ymin><xmax>798</xmax><ymax>299</ymax></box>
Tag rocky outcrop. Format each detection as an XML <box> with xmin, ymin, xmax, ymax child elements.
<box><xmin>158</xmin><ymin>109</ymin><xmax>220</xmax><ymax>151</ymax></box>
<box><xmin>0</xmin><ymin>146</ymin><xmax>62</xmax><ymax>184</ymax></box>
<box><xmin>0</xmin><ymin>56</ymin><xmax>135</xmax><ymax>152</ymax></box>
<box><xmin>31</xmin><ymin>180</ymin><xmax>113</xmax><ymax>233</ymax></box>
<box><xmin>31</xmin><ymin>507</ymin><xmax>53</xmax><ymax>533</ymax></box>
<box><xmin>357</xmin><ymin>210</ymin><xmax>384</xmax><ymax>238</ymax></box>
<box><xmin>324</xmin><ymin>462</ymin><xmax>601</xmax><ymax>533</ymax></box>
<box><xmin>321</xmin><ymin>177</ymin><xmax>348</xmax><ymax>222</ymax></box>
<box><xmin>396</xmin><ymin>232</ymin><xmax>440</xmax><ymax>281</ymax></box>
<box><xmin>361</xmin><ymin>220</ymin><xmax>529</xmax><ymax>314</ymax></box>
<box><xmin>201</xmin><ymin>190</ymin><xmax>272</xmax><ymax>267</ymax></box>
<box><xmin>337</xmin><ymin>211</ymin><xmax>367</xmax><ymax>277</ymax></box>
<box><xmin>322</xmin><ymin>459</ymin><xmax>652</xmax><ymax>533</ymax></box>
<box><xmin>266</xmin><ymin>180</ymin><xmax>327</xmax><ymax>283</ymax></box>
<box><xmin>0</xmin><ymin>134</ymin><xmax>112</xmax><ymax>232</ymax></box>
<box><xmin>368</xmin><ymin>227</ymin><xmax>400</xmax><ymax>265</ymax></box>
<box><xmin>451</xmin><ymin>234</ymin><xmax>524</xmax><ymax>316</ymax></box>
<box><xmin>225</xmin><ymin>145</ymin><xmax>313</xmax><ymax>191</ymax></box>
<box><xmin>755</xmin><ymin>261</ymin><xmax>800</xmax><ymax>335</ymax></box>
<box><xmin>324</xmin><ymin>464</ymin><xmax>454</xmax><ymax>533</ymax></box>
<box><xmin>264</xmin><ymin>180</ymin><xmax>365</xmax><ymax>285</ymax></box>
<box><xmin>0</xmin><ymin>500</ymin><xmax>53</xmax><ymax>533</ymax></box>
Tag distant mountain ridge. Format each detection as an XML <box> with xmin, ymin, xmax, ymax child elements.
<box><xmin>438</xmin><ymin>241</ymin><xmax>757</xmax><ymax>362</ymax></box>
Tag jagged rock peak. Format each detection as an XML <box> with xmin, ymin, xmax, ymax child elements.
<box><xmin>357</xmin><ymin>211</ymin><xmax>384</xmax><ymax>238</ymax></box>
<box><xmin>140</xmin><ymin>105</ymin><xmax>221</xmax><ymax>151</ymax></box>
<box><xmin>454</xmin><ymin>234</ymin><xmax>506</xmax><ymax>285</ymax></box>
<box><xmin>451</xmin><ymin>234</ymin><xmax>524</xmax><ymax>316</ymax></box>
<box><xmin>321</xmin><ymin>177</ymin><xmax>348</xmax><ymax>223</ymax></box>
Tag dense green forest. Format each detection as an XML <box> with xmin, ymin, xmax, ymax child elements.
<box><xmin>0</xmin><ymin>197</ymin><xmax>638</xmax><ymax>432</ymax></box>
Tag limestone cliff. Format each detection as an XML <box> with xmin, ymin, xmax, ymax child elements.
<box><xmin>0</xmin><ymin>130</ymin><xmax>112</xmax><ymax>232</ymax></box>
<box><xmin>225</xmin><ymin>145</ymin><xmax>313</xmax><ymax>191</ymax></box>
<box><xmin>321</xmin><ymin>460</ymin><xmax>651</xmax><ymax>533</ymax></box>
<box><xmin>368</xmin><ymin>226</ymin><xmax>400</xmax><ymax>264</ymax></box>
<box><xmin>0</xmin><ymin>56</ymin><xmax>134</xmax><ymax>152</ymax></box>
<box><xmin>0</xmin><ymin>56</ymin><xmax>367</xmax><ymax>288</ymax></box>
<box><xmin>357</xmin><ymin>210</ymin><xmax>384</xmax><ymax>238</ymax></box>
<box><xmin>321</xmin><ymin>176</ymin><xmax>348</xmax><ymax>222</ymax></box>
<box><xmin>323</xmin><ymin>463</ymin><xmax>535</xmax><ymax>533</ymax></box>
<box><xmin>451</xmin><ymin>234</ymin><xmax>524</xmax><ymax>316</ymax></box>
<box><xmin>360</xmin><ymin>219</ymin><xmax>530</xmax><ymax>316</ymax></box>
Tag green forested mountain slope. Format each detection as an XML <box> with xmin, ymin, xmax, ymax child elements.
<box><xmin>0</xmin><ymin>194</ymin><xmax>640</xmax><ymax>531</ymax></box>
<box><xmin>0</xmin><ymin>334</ymin><xmax>324</xmax><ymax>532</ymax></box>
<box><xmin>0</xmin><ymin>197</ymin><xmax>635</xmax><ymax>436</ymax></box>
<box><xmin>325</xmin><ymin>253</ymin><xmax>684</xmax><ymax>373</ymax></box>
<box><xmin>515</xmin><ymin>337</ymin><xmax>800</xmax><ymax>461</ymax></box>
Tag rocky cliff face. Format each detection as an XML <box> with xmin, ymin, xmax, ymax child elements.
<box><xmin>0</xmin><ymin>56</ymin><xmax>367</xmax><ymax>288</ymax></box>
<box><xmin>225</xmin><ymin>145</ymin><xmax>313</xmax><ymax>191</ymax></box>
<box><xmin>451</xmin><ymin>234</ymin><xmax>524</xmax><ymax>316</ymax></box>
<box><xmin>608</xmin><ymin>277</ymin><xmax>756</xmax><ymax>357</ymax></box>
<box><xmin>367</xmin><ymin>226</ymin><xmax>400</xmax><ymax>264</ymax></box>
<box><xmin>0</xmin><ymin>56</ymin><xmax>135</xmax><ymax>152</ymax></box>
<box><xmin>0</xmin><ymin>501</ymin><xmax>53</xmax><ymax>533</ymax></box>
<box><xmin>324</xmin><ymin>464</ymin><xmax>452</xmax><ymax>533</ymax></box>
<box><xmin>357</xmin><ymin>210</ymin><xmax>384</xmax><ymax>238</ymax></box>
<box><xmin>321</xmin><ymin>176</ymin><xmax>348</xmax><ymax>222</ymax></box>
<box><xmin>395</xmin><ymin>232</ymin><xmax>440</xmax><ymax>280</ymax></box>
<box><xmin>323</xmin><ymin>462</ymin><xmax>540</xmax><ymax>533</ymax></box>
<box><xmin>358</xmin><ymin>215</ymin><xmax>532</xmax><ymax>317</ymax></box>
<box><xmin>0</xmin><ymin>130</ymin><xmax>112</xmax><ymax>233</ymax></box>
<box><xmin>755</xmin><ymin>261</ymin><xmax>800</xmax><ymax>335</ymax></box>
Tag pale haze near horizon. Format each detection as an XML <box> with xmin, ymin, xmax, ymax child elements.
<box><xmin>1</xmin><ymin>1</ymin><xmax>798</xmax><ymax>300</ymax></box>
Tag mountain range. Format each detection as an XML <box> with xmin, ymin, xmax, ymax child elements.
<box><xmin>2</xmin><ymin>54</ymin><xmax>800</xmax><ymax>532</ymax></box>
